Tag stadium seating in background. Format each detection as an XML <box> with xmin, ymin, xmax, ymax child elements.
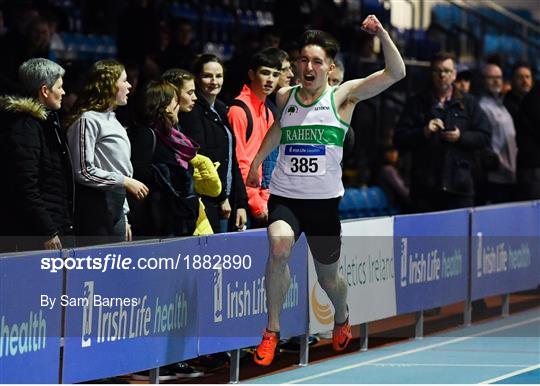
<box><xmin>58</xmin><ymin>33</ymin><xmax>117</xmax><ymax>61</ymax></box>
<box><xmin>170</xmin><ymin>2</ymin><xmax>198</xmax><ymax>22</ymax></box>
<box><xmin>339</xmin><ymin>187</ymin><xmax>397</xmax><ymax>220</ymax></box>
<box><xmin>430</xmin><ymin>4</ymin><xmax>540</xmax><ymax>73</ymax></box>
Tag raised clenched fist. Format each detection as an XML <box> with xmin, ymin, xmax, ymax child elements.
<box><xmin>361</xmin><ymin>15</ymin><xmax>384</xmax><ymax>36</ymax></box>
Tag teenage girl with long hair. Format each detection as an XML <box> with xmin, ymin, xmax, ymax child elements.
<box><xmin>128</xmin><ymin>78</ymin><xmax>201</xmax><ymax>236</ymax></box>
<box><xmin>66</xmin><ymin>60</ymin><xmax>148</xmax><ymax>243</ymax></box>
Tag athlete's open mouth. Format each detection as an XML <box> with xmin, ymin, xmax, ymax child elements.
<box><xmin>304</xmin><ymin>74</ymin><xmax>315</xmax><ymax>82</ymax></box>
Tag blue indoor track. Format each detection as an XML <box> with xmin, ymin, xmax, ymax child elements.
<box><xmin>249</xmin><ymin>308</ymin><xmax>540</xmax><ymax>384</ymax></box>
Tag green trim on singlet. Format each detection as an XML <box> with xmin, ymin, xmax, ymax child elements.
<box><xmin>278</xmin><ymin>85</ymin><xmax>300</xmax><ymax>121</ymax></box>
<box><xmin>330</xmin><ymin>88</ymin><xmax>352</xmax><ymax>128</ymax></box>
<box><xmin>280</xmin><ymin>125</ymin><xmax>345</xmax><ymax>146</ymax></box>
<box><xmin>294</xmin><ymin>86</ymin><xmax>331</xmax><ymax>108</ymax></box>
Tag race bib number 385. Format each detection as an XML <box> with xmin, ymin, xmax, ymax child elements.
<box><xmin>283</xmin><ymin>145</ymin><xmax>326</xmax><ymax>176</ymax></box>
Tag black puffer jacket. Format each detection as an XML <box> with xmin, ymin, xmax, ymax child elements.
<box><xmin>394</xmin><ymin>88</ymin><xmax>491</xmax><ymax>197</ymax></box>
<box><xmin>180</xmin><ymin>94</ymin><xmax>248</xmax><ymax>230</ymax></box>
<box><xmin>0</xmin><ymin>96</ymin><xmax>74</xmax><ymax>243</ymax></box>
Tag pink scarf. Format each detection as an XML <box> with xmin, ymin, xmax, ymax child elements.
<box><xmin>152</xmin><ymin>124</ymin><xmax>199</xmax><ymax>170</ymax></box>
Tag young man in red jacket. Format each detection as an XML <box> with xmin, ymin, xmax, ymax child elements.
<box><xmin>227</xmin><ymin>48</ymin><xmax>281</xmax><ymax>226</ymax></box>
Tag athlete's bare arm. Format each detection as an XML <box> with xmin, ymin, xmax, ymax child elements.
<box><xmin>334</xmin><ymin>15</ymin><xmax>406</xmax><ymax>122</ymax></box>
<box><xmin>246</xmin><ymin>87</ymin><xmax>292</xmax><ymax>188</ymax></box>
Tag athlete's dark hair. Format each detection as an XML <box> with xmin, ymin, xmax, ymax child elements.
<box><xmin>248</xmin><ymin>47</ymin><xmax>283</xmax><ymax>71</ymax></box>
<box><xmin>299</xmin><ymin>30</ymin><xmax>340</xmax><ymax>61</ymax></box>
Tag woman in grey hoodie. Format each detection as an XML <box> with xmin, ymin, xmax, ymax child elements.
<box><xmin>66</xmin><ymin>60</ymin><xmax>148</xmax><ymax>244</ymax></box>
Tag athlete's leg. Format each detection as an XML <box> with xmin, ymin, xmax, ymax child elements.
<box><xmin>304</xmin><ymin>196</ymin><xmax>351</xmax><ymax>351</ymax></box>
<box><xmin>265</xmin><ymin>220</ymin><xmax>295</xmax><ymax>332</ymax></box>
<box><xmin>314</xmin><ymin>258</ymin><xmax>348</xmax><ymax>324</ymax></box>
<box><xmin>255</xmin><ymin>195</ymin><xmax>301</xmax><ymax>366</ymax></box>
<box><xmin>314</xmin><ymin>257</ymin><xmax>351</xmax><ymax>351</ymax></box>
<box><xmin>306</xmin><ymin>197</ymin><xmax>347</xmax><ymax>324</ymax></box>
<box><xmin>254</xmin><ymin>219</ymin><xmax>295</xmax><ymax>366</ymax></box>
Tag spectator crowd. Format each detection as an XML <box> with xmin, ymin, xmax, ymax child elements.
<box><xmin>0</xmin><ymin>2</ymin><xmax>538</xmax><ymax>253</ymax></box>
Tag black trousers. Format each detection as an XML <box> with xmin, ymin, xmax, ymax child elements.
<box><xmin>74</xmin><ymin>184</ymin><xmax>126</xmax><ymax>246</ymax></box>
<box><xmin>485</xmin><ymin>182</ymin><xmax>516</xmax><ymax>204</ymax></box>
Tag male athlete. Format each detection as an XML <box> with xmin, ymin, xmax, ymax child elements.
<box><xmin>246</xmin><ymin>15</ymin><xmax>406</xmax><ymax>366</ymax></box>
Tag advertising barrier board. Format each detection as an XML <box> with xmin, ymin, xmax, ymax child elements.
<box><xmin>394</xmin><ymin>210</ymin><xmax>469</xmax><ymax>313</ymax></box>
<box><xmin>62</xmin><ymin>239</ymin><xmax>199</xmax><ymax>383</ymax></box>
<box><xmin>471</xmin><ymin>203</ymin><xmax>539</xmax><ymax>300</ymax></box>
<box><xmin>309</xmin><ymin>217</ymin><xmax>397</xmax><ymax>334</ymax></box>
<box><xmin>0</xmin><ymin>251</ymin><xmax>63</xmax><ymax>383</ymax></box>
<box><xmin>197</xmin><ymin>230</ymin><xmax>308</xmax><ymax>355</ymax></box>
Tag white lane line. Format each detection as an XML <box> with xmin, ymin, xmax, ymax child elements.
<box><xmin>432</xmin><ymin>348</ymin><xmax>539</xmax><ymax>354</ymax></box>
<box><xmin>373</xmin><ymin>363</ymin><xmax>531</xmax><ymax>368</ymax></box>
<box><xmin>286</xmin><ymin>316</ymin><xmax>540</xmax><ymax>384</ymax></box>
<box><xmin>479</xmin><ymin>363</ymin><xmax>540</xmax><ymax>384</ymax></box>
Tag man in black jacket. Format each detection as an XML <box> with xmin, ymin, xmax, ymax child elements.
<box><xmin>515</xmin><ymin>84</ymin><xmax>540</xmax><ymax>200</ymax></box>
<box><xmin>0</xmin><ymin>58</ymin><xmax>73</xmax><ymax>251</ymax></box>
<box><xmin>394</xmin><ymin>53</ymin><xmax>491</xmax><ymax>212</ymax></box>
<box><xmin>504</xmin><ymin>63</ymin><xmax>533</xmax><ymax>121</ymax></box>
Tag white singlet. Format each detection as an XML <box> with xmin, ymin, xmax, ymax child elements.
<box><xmin>269</xmin><ymin>86</ymin><xmax>350</xmax><ymax>199</ymax></box>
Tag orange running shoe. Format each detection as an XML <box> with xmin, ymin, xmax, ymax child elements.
<box><xmin>253</xmin><ymin>330</ymin><xmax>279</xmax><ymax>366</ymax></box>
<box><xmin>332</xmin><ymin>318</ymin><xmax>352</xmax><ymax>351</ymax></box>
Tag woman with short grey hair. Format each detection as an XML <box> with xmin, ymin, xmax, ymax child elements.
<box><xmin>0</xmin><ymin>57</ymin><xmax>74</xmax><ymax>252</ymax></box>
<box><xmin>18</xmin><ymin>58</ymin><xmax>65</xmax><ymax>98</ymax></box>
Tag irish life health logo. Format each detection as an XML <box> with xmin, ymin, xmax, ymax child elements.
<box><xmin>213</xmin><ymin>268</ymin><xmax>223</xmax><ymax>323</ymax></box>
<box><xmin>81</xmin><ymin>281</ymin><xmax>94</xmax><ymax>347</ymax></box>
